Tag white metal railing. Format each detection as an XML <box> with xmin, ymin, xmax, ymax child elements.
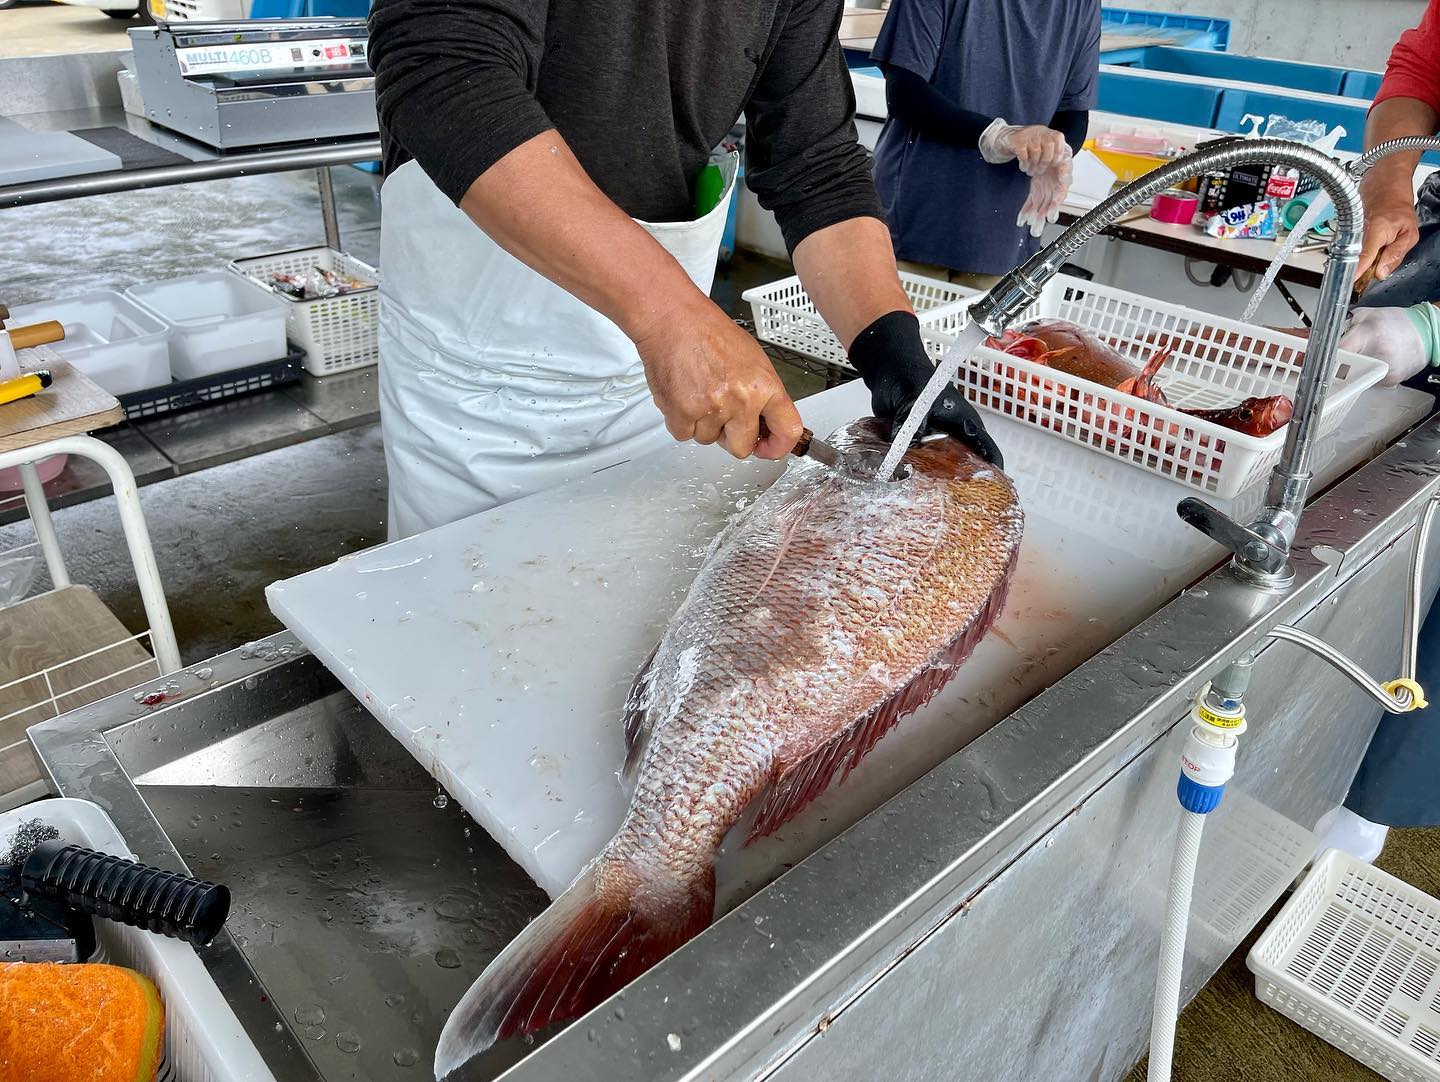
<box><xmin>0</xmin><ymin>629</ymin><xmax>161</xmax><ymax>730</ymax></box>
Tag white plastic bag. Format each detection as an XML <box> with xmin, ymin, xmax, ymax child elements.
<box><xmin>0</xmin><ymin>549</ymin><xmax>39</xmax><ymax>607</ymax></box>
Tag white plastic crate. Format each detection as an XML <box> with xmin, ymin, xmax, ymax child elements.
<box><xmin>126</xmin><ymin>272</ymin><xmax>288</xmax><ymax>381</ymax></box>
<box><xmin>922</xmin><ymin>276</ymin><xmax>1386</xmax><ymax>499</ymax></box>
<box><xmin>9</xmin><ymin>290</ymin><xmax>171</xmax><ymax>396</ymax></box>
<box><xmin>1249</xmin><ymin>849</ymin><xmax>1440</xmax><ymax>1082</ymax></box>
<box><xmin>0</xmin><ymin>799</ymin><xmax>276</xmax><ymax>1082</ymax></box>
<box><xmin>743</xmin><ymin>271</ymin><xmax>975</xmax><ymax>367</ymax></box>
<box><xmin>231</xmin><ymin>247</ymin><xmax>379</xmax><ymax>376</ymax></box>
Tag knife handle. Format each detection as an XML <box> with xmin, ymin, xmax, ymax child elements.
<box><xmin>22</xmin><ymin>841</ymin><xmax>231</xmax><ymax>947</ymax></box>
<box><xmin>757</xmin><ymin>418</ymin><xmax>815</xmax><ymax>458</ymax></box>
<box><xmin>8</xmin><ymin>321</ymin><xmax>65</xmax><ymax>351</ymax></box>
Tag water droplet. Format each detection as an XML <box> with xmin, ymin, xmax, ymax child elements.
<box><xmin>613</xmin><ymin>1006</ymin><xmax>626</xmax><ymax>1021</ymax></box>
<box><xmin>293</xmin><ymin>1004</ymin><xmax>325</xmax><ymax>1027</ymax></box>
<box><xmin>385</xmin><ymin>992</ymin><xmax>406</xmax><ymax>1009</ymax></box>
<box><xmin>335</xmin><ymin>1030</ymin><xmax>362</xmax><ymax>1054</ymax></box>
<box><xmin>302</xmin><ymin>1024</ymin><xmax>326</xmax><ymax>1041</ymax></box>
<box><xmin>432</xmin><ymin>790</ymin><xmax>450</xmax><ymax>810</ymax></box>
<box><xmin>393</xmin><ymin>1048</ymin><xmax>420</xmax><ymax>1068</ymax></box>
<box><xmin>435</xmin><ymin>948</ymin><xmax>462</xmax><ymax>969</ymax></box>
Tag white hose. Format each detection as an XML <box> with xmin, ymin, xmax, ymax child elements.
<box><xmin>1240</xmin><ymin>193</ymin><xmax>1333</xmax><ymax>323</ymax></box>
<box><xmin>1148</xmin><ymin>808</ymin><xmax>1207</xmax><ymax>1082</ymax></box>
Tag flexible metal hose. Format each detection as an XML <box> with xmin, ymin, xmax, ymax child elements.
<box><xmin>1147</xmin><ymin>809</ymin><xmax>1207</xmax><ymax>1082</ymax></box>
<box><xmin>970</xmin><ymin>138</ymin><xmax>1364</xmax><ymax>541</ymax></box>
<box><xmin>1353</xmin><ymin>136</ymin><xmax>1440</xmax><ymax>177</ymax></box>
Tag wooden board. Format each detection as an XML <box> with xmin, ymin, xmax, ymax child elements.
<box><xmin>0</xmin><ymin>586</ymin><xmax>156</xmax><ymax>799</ymax></box>
<box><xmin>0</xmin><ymin>359</ymin><xmax>122</xmax><ymax>455</ymax></box>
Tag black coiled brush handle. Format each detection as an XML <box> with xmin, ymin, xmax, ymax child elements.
<box><xmin>22</xmin><ymin>841</ymin><xmax>230</xmax><ymax>947</ymax></box>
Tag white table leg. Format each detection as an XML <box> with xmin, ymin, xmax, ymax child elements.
<box><xmin>0</xmin><ymin>437</ymin><xmax>182</xmax><ymax>674</ymax></box>
<box><xmin>18</xmin><ymin>460</ymin><xmax>70</xmax><ymax>589</ymax></box>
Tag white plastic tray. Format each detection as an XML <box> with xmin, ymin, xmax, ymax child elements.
<box><xmin>126</xmin><ymin>272</ymin><xmax>287</xmax><ymax>380</ymax></box>
<box><xmin>1250</xmin><ymin>849</ymin><xmax>1440</xmax><ymax>1081</ymax></box>
<box><xmin>0</xmin><ymin>798</ymin><xmax>275</xmax><ymax>1082</ymax></box>
<box><xmin>923</xmin><ymin>275</ymin><xmax>1387</xmax><ymax>499</ymax></box>
<box><xmin>9</xmin><ymin>290</ymin><xmax>171</xmax><ymax>396</ymax></box>
<box><xmin>743</xmin><ymin>271</ymin><xmax>975</xmax><ymax>367</ymax></box>
<box><xmin>230</xmin><ymin>247</ymin><xmax>379</xmax><ymax>377</ymax></box>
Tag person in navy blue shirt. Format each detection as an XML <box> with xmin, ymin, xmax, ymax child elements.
<box><xmin>871</xmin><ymin>0</ymin><xmax>1102</xmax><ymax>287</ymax></box>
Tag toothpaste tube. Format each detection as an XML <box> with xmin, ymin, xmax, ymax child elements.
<box><xmin>1204</xmin><ymin>200</ymin><xmax>1278</xmax><ymax>240</ymax></box>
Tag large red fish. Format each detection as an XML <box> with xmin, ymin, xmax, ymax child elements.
<box><xmin>434</xmin><ymin>419</ymin><xmax>1023</xmax><ymax>1076</ymax></box>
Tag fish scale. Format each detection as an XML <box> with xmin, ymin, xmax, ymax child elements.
<box><xmin>434</xmin><ymin>418</ymin><xmax>1023</xmax><ymax>1076</ymax></box>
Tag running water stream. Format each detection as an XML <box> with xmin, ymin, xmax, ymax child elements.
<box><xmin>874</xmin><ymin>320</ymin><xmax>991</xmax><ymax>482</ymax></box>
<box><xmin>1239</xmin><ymin>194</ymin><xmax>1334</xmax><ymax>323</ymax></box>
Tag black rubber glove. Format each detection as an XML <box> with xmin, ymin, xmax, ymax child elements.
<box><xmin>848</xmin><ymin>310</ymin><xmax>1004</xmax><ymax>469</ymax></box>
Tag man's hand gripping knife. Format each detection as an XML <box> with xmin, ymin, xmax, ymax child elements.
<box><xmin>848</xmin><ymin>310</ymin><xmax>1004</xmax><ymax>468</ymax></box>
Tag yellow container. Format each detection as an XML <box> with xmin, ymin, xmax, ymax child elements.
<box><xmin>1084</xmin><ymin>140</ymin><xmax>1170</xmax><ymax>184</ymax></box>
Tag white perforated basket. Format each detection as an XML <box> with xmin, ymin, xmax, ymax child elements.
<box><xmin>1249</xmin><ymin>849</ymin><xmax>1440</xmax><ymax>1082</ymax></box>
<box><xmin>230</xmin><ymin>247</ymin><xmax>379</xmax><ymax>376</ymax></box>
<box><xmin>743</xmin><ymin>272</ymin><xmax>975</xmax><ymax>367</ymax></box>
<box><xmin>923</xmin><ymin>276</ymin><xmax>1387</xmax><ymax>500</ymax></box>
<box><xmin>0</xmin><ymin>799</ymin><xmax>276</xmax><ymax>1082</ymax></box>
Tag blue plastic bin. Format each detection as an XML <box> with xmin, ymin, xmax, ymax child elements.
<box><xmin>1097</xmin><ymin>70</ymin><xmax>1223</xmax><ymax>127</ymax></box>
<box><xmin>1213</xmin><ymin>90</ymin><xmax>1367</xmax><ymax>152</ymax></box>
<box><xmin>1342</xmin><ymin>70</ymin><xmax>1384</xmax><ymax>101</ymax></box>
<box><xmin>1129</xmin><ymin>47</ymin><xmax>1347</xmax><ymax>95</ymax></box>
<box><xmin>1100</xmin><ymin>7</ymin><xmax>1230</xmax><ymax>51</ymax></box>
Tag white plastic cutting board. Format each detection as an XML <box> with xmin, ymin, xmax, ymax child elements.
<box><xmin>268</xmin><ymin>382</ymin><xmax>1427</xmax><ymax>906</ymax></box>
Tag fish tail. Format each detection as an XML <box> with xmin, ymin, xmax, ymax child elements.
<box><xmin>434</xmin><ymin>857</ymin><xmax>714</xmax><ymax>1078</ymax></box>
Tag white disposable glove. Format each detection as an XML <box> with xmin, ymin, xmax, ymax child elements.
<box><xmin>1340</xmin><ymin>304</ymin><xmax>1440</xmax><ymax>386</ymax></box>
<box><xmin>1016</xmin><ymin>160</ymin><xmax>1073</xmax><ymax>237</ymax></box>
<box><xmin>978</xmin><ymin>117</ymin><xmax>1070</xmax><ymax>176</ymax></box>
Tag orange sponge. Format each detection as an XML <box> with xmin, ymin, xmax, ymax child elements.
<box><xmin>0</xmin><ymin>961</ymin><xmax>164</xmax><ymax>1081</ymax></box>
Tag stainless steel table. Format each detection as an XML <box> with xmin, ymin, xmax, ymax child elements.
<box><xmin>0</xmin><ymin>52</ymin><xmax>381</xmax><ymax>247</ymax></box>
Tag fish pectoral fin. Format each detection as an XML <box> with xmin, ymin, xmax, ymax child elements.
<box><xmin>621</xmin><ymin>644</ymin><xmax>661</xmax><ymax>779</ymax></box>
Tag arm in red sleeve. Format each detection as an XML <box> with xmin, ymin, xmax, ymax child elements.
<box><xmin>1374</xmin><ymin>0</ymin><xmax>1440</xmax><ymax>116</ymax></box>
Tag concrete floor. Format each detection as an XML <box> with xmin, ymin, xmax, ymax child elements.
<box><xmin>0</xmin><ymin>2</ymin><xmax>135</xmax><ymax>58</ymax></box>
<box><xmin>3</xmin><ymin>165</ymin><xmax>1436</xmax><ymax>1081</ymax></box>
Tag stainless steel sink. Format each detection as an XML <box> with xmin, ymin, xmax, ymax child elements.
<box><xmin>29</xmin><ymin>637</ymin><xmax>550</xmax><ymax>1082</ymax></box>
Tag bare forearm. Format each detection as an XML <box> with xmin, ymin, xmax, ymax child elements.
<box><xmin>458</xmin><ymin>129</ymin><xmax>709</xmax><ymax>343</ymax></box>
<box><xmin>1362</xmin><ymin>97</ymin><xmax>1440</xmax><ymax>200</ymax></box>
<box><xmin>791</xmin><ymin>217</ymin><xmax>911</xmax><ymax>351</ymax></box>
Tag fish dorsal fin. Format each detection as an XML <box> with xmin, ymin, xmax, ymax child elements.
<box><xmin>621</xmin><ymin>644</ymin><xmax>661</xmax><ymax>779</ymax></box>
<box><xmin>744</xmin><ymin>570</ymin><xmax>1015</xmax><ymax>844</ymax></box>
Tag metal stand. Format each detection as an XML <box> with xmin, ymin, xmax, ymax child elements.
<box><xmin>316</xmin><ymin>166</ymin><xmax>341</xmax><ymax>251</ymax></box>
<box><xmin>0</xmin><ymin>436</ymin><xmax>181</xmax><ymax>674</ymax></box>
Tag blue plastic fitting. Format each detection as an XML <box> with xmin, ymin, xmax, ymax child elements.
<box><xmin>1177</xmin><ymin>774</ymin><xmax>1225</xmax><ymax>814</ymax></box>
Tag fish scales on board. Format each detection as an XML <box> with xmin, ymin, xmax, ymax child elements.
<box><xmin>434</xmin><ymin>418</ymin><xmax>1023</xmax><ymax>1077</ymax></box>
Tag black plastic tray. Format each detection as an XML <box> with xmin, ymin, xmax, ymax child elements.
<box><xmin>116</xmin><ymin>348</ymin><xmax>305</xmax><ymax>423</ymax></box>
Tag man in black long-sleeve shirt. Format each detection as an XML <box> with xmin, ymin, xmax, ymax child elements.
<box><xmin>367</xmin><ymin>0</ymin><xmax>1001</xmax><ymax>537</ymax></box>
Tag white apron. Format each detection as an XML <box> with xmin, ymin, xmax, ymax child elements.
<box><xmin>377</xmin><ymin>155</ymin><xmax>738</xmax><ymax>539</ymax></box>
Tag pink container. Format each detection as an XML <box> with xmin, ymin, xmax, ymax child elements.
<box><xmin>0</xmin><ymin>454</ymin><xmax>68</xmax><ymax>495</ymax></box>
<box><xmin>1150</xmin><ymin>189</ymin><xmax>1200</xmax><ymax>225</ymax></box>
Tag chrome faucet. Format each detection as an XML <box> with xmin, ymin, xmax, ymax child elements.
<box><xmin>968</xmin><ymin>137</ymin><xmax>1365</xmax><ymax>587</ymax></box>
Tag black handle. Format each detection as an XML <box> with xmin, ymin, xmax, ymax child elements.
<box><xmin>22</xmin><ymin>841</ymin><xmax>230</xmax><ymax>947</ymax></box>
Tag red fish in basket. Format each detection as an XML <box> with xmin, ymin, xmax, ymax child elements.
<box><xmin>983</xmin><ymin>319</ymin><xmax>1293</xmax><ymax>449</ymax></box>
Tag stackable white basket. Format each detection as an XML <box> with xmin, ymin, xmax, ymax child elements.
<box><xmin>922</xmin><ymin>276</ymin><xmax>1387</xmax><ymax>499</ymax></box>
<box><xmin>743</xmin><ymin>271</ymin><xmax>975</xmax><ymax>367</ymax></box>
<box><xmin>231</xmin><ymin>247</ymin><xmax>379</xmax><ymax>376</ymax></box>
<box><xmin>1249</xmin><ymin>849</ymin><xmax>1440</xmax><ymax>1082</ymax></box>
<box><xmin>0</xmin><ymin>799</ymin><xmax>276</xmax><ymax>1082</ymax></box>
